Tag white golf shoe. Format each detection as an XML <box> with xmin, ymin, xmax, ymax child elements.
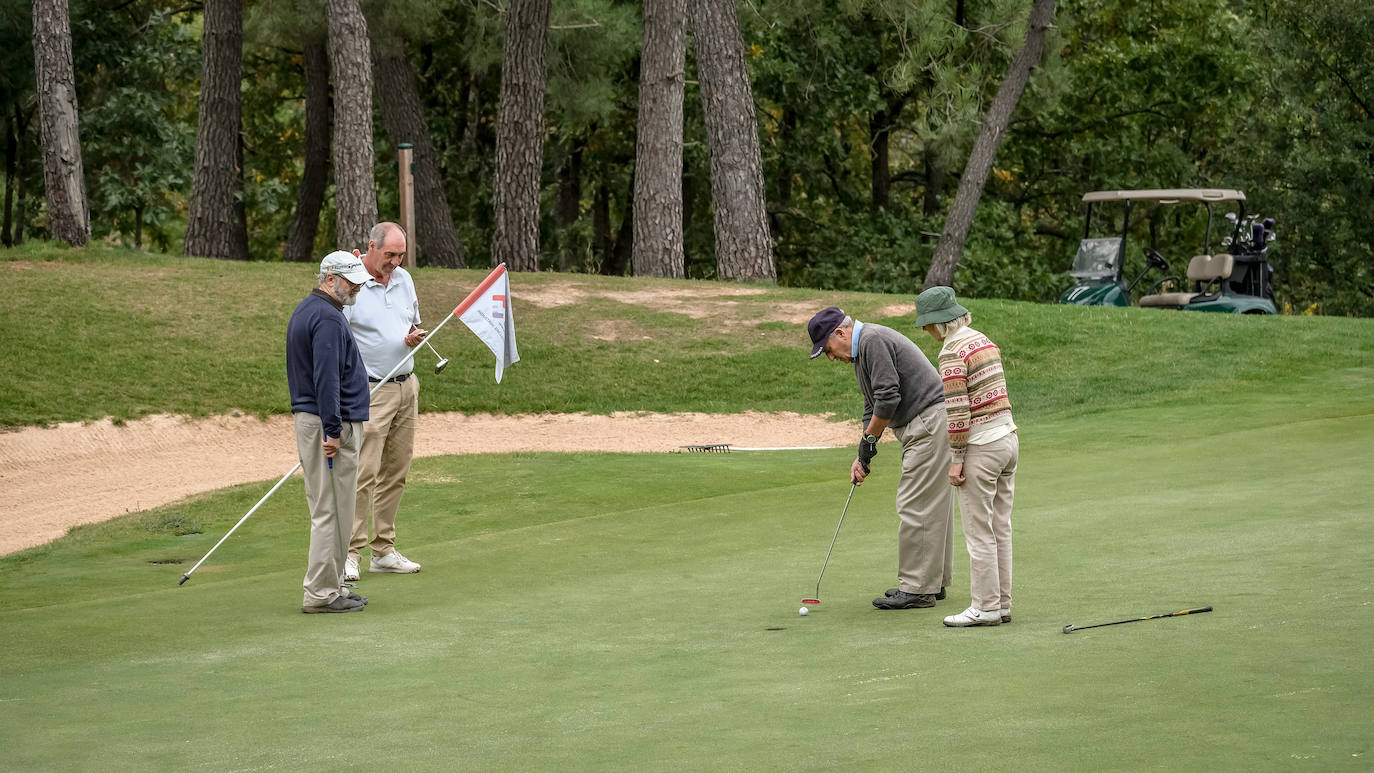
<box><xmin>943</xmin><ymin>606</ymin><xmax>1002</xmax><ymax>627</ymax></box>
<box><xmin>370</xmin><ymin>550</ymin><xmax>421</xmax><ymax>574</ymax></box>
<box><xmin>344</xmin><ymin>556</ymin><xmax>360</xmax><ymax>582</ymax></box>
<box><xmin>999</xmin><ymin>608</ymin><xmax>1012</xmax><ymax>624</ymax></box>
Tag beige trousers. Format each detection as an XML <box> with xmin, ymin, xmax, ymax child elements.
<box><xmin>956</xmin><ymin>432</ymin><xmax>1018</xmax><ymax>612</ymax></box>
<box><xmin>892</xmin><ymin>403</ymin><xmax>955</xmax><ymax>595</ymax></box>
<box><xmin>296</xmin><ymin>412</ymin><xmax>362</xmax><ymax>607</ymax></box>
<box><xmin>351</xmin><ymin>376</ymin><xmax>419</xmax><ymax>560</ymax></box>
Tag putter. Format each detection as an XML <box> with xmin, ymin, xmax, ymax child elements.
<box><xmin>1063</xmin><ymin>605</ymin><xmax>1213</xmax><ymax>634</ymax></box>
<box><xmin>801</xmin><ymin>483</ymin><xmax>857</xmax><ymax>606</ymax></box>
<box><xmin>423</xmin><ymin>339</ymin><xmax>450</xmax><ymax>374</ymax></box>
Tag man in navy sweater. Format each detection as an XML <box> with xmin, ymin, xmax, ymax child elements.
<box><xmin>287</xmin><ymin>252</ymin><xmax>373</xmax><ymax>613</ymax></box>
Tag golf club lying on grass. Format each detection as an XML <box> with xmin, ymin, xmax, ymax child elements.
<box><xmin>801</xmin><ymin>483</ymin><xmax>857</xmax><ymax>606</ymax></box>
<box><xmin>423</xmin><ymin>339</ymin><xmax>449</xmax><ymax>374</ymax></box>
<box><xmin>179</xmin><ymin>266</ymin><xmax>511</xmax><ymax>586</ymax></box>
<box><xmin>1062</xmin><ymin>605</ymin><xmax>1213</xmax><ymax>633</ymax></box>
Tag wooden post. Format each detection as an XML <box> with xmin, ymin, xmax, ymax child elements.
<box><xmin>397</xmin><ymin>142</ymin><xmax>416</xmax><ymax>268</ymax></box>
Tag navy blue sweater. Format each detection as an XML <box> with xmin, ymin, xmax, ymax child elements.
<box><xmin>287</xmin><ymin>289</ymin><xmax>369</xmax><ymax>438</ymax></box>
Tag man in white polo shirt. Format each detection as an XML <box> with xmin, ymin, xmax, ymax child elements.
<box><xmin>343</xmin><ymin>222</ymin><xmax>426</xmax><ymax>580</ymax></box>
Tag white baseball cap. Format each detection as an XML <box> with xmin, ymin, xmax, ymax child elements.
<box><xmin>319</xmin><ymin>251</ymin><xmax>372</xmax><ymax>284</ymax></box>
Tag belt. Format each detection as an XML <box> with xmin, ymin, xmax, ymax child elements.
<box><xmin>368</xmin><ymin>373</ymin><xmax>411</xmax><ymax>383</ymax></box>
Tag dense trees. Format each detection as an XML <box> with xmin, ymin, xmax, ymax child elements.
<box><xmin>8</xmin><ymin>0</ymin><xmax>1372</xmax><ymax>315</ymax></box>
<box><xmin>924</xmin><ymin>0</ymin><xmax>1056</xmax><ymax>289</ymax></box>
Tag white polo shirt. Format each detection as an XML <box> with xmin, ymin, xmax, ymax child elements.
<box><xmin>344</xmin><ymin>266</ymin><xmax>421</xmax><ymax>380</ymax></box>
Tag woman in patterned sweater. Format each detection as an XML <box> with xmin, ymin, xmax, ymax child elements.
<box><xmin>914</xmin><ymin>286</ymin><xmax>1019</xmax><ymax>628</ymax></box>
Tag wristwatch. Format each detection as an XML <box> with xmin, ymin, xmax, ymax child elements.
<box><xmin>863</xmin><ymin>434</ymin><xmax>879</xmax><ymax>444</ymax></box>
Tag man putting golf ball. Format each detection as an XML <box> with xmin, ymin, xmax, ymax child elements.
<box><xmin>807</xmin><ymin>305</ymin><xmax>955</xmax><ymax>611</ymax></box>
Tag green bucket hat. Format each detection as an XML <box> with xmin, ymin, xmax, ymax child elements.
<box><xmin>914</xmin><ymin>286</ymin><xmax>969</xmax><ymax>327</ymax></box>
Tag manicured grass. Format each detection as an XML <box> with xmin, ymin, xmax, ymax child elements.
<box><xmin>2</xmin><ymin>382</ymin><xmax>1370</xmax><ymax>770</ymax></box>
<box><xmin>3</xmin><ymin>244</ymin><xmax>1373</xmax><ymax>428</ymax></box>
<box><xmin>3</xmin><ymin>243</ymin><xmax>1371</xmax><ymax>769</ymax></box>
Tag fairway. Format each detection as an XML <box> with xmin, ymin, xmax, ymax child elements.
<box><xmin>2</xmin><ymin>390</ymin><xmax>1370</xmax><ymax>771</ymax></box>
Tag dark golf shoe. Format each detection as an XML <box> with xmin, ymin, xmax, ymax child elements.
<box><xmin>886</xmin><ymin>587</ymin><xmax>946</xmax><ymax>601</ymax></box>
<box><xmin>872</xmin><ymin>590</ymin><xmax>937</xmax><ymax>609</ymax></box>
<box><xmin>301</xmin><ymin>595</ymin><xmax>365</xmax><ymax>614</ymax></box>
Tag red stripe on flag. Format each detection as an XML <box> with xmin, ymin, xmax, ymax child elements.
<box><xmin>452</xmin><ymin>264</ymin><xmax>507</xmax><ymax>317</ymax></box>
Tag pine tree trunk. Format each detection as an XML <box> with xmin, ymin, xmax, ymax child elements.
<box><xmin>327</xmin><ymin>0</ymin><xmax>377</xmax><ymax>252</ymax></box>
<box><xmin>3</xmin><ymin>112</ymin><xmax>16</xmax><ymax>247</ymax></box>
<box><xmin>372</xmin><ymin>42</ymin><xmax>467</xmax><ymax>268</ymax></box>
<box><xmin>689</xmin><ymin>0</ymin><xmax>774</xmax><ymax>282</ymax></box>
<box><xmin>183</xmin><ymin>0</ymin><xmax>248</xmax><ymax>259</ymax></box>
<box><xmin>31</xmin><ymin>0</ymin><xmax>89</xmax><ymax>246</ymax></box>
<box><xmin>593</xmin><ymin>180</ymin><xmax>612</xmax><ymax>272</ymax></box>
<box><xmin>554</xmin><ymin>137</ymin><xmax>583</xmax><ymax>271</ymax></box>
<box><xmin>633</xmin><ymin>0</ymin><xmax>687</xmax><ymax>279</ymax></box>
<box><xmin>611</xmin><ymin>173</ymin><xmax>635</xmax><ymax>276</ymax></box>
<box><xmin>492</xmin><ymin>0</ymin><xmax>550</xmax><ymax>272</ymax></box>
<box><xmin>869</xmin><ymin>94</ymin><xmax>906</xmax><ymax>212</ymax></box>
<box><xmin>923</xmin><ymin>0</ymin><xmax>1055</xmax><ymax>289</ymax></box>
<box><xmin>285</xmin><ymin>38</ymin><xmax>330</xmax><ymax>262</ymax></box>
<box><xmin>923</xmin><ymin>146</ymin><xmax>945</xmax><ymax>218</ymax></box>
<box><xmin>870</xmin><ymin>113</ymin><xmax>890</xmax><ymax>212</ymax></box>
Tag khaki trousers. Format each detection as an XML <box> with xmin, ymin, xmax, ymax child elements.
<box><xmin>351</xmin><ymin>376</ymin><xmax>419</xmax><ymax>560</ymax></box>
<box><xmin>296</xmin><ymin>413</ymin><xmax>362</xmax><ymax>607</ymax></box>
<box><xmin>892</xmin><ymin>403</ymin><xmax>955</xmax><ymax>595</ymax></box>
<box><xmin>956</xmin><ymin>432</ymin><xmax>1018</xmax><ymax>612</ymax></box>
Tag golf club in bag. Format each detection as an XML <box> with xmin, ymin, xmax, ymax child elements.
<box><xmin>179</xmin><ymin>265</ymin><xmax>510</xmax><ymax>585</ymax></box>
<box><xmin>801</xmin><ymin>483</ymin><xmax>857</xmax><ymax>606</ymax></box>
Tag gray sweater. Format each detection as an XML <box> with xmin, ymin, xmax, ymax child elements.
<box><xmin>853</xmin><ymin>322</ymin><xmax>944</xmax><ymax>429</ymax></box>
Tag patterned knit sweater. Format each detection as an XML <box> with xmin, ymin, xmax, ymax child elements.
<box><xmin>938</xmin><ymin>327</ymin><xmax>1015</xmax><ymax>462</ymax></box>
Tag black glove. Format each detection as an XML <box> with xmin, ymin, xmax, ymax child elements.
<box><xmin>857</xmin><ymin>434</ymin><xmax>879</xmax><ymax>472</ymax></box>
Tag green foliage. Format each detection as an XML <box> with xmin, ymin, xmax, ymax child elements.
<box><xmin>1218</xmin><ymin>0</ymin><xmax>1374</xmax><ymax>316</ymax></box>
<box><xmin>11</xmin><ymin>0</ymin><xmax>1372</xmax><ymax>314</ymax></box>
<box><xmin>80</xmin><ymin>10</ymin><xmax>197</xmax><ymax>251</ymax></box>
<box><xmin>776</xmin><ymin>203</ymin><xmax>933</xmax><ymax>291</ymax></box>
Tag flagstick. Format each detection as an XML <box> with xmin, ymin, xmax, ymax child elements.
<box><xmin>369</xmin><ymin>264</ymin><xmax>508</xmax><ymax>384</ymax></box>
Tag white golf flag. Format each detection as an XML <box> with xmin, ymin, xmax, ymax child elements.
<box><xmin>457</xmin><ymin>265</ymin><xmax>519</xmax><ymax>383</ymax></box>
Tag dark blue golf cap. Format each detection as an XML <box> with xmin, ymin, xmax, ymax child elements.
<box><xmin>807</xmin><ymin>306</ymin><xmax>845</xmax><ymax>359</ymax></box>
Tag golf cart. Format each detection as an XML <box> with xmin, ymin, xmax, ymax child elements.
<box><xmin>1059</xmin><ymin>189</ymin><xmax>1277</xmax><ymax>314</ymax></box>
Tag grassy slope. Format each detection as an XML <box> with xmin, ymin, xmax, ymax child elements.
<box><xmin>3</xmin><ymin>244</ymin><xmax>1370</xmax><ymax>427</ymax></box>
<box><xmin>1</xmin><ymin>245</ymin><xmax>1372</xmax><ymax>770</ymax></box>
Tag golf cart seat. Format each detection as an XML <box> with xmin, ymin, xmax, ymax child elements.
<box><xmin>1138</xmin><ymin>253</ymin><xmax>1234</xmax><ymax>307</ymax></box>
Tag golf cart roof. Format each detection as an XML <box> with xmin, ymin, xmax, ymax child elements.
<box><xmin>1082</xmin><ymin>189</ymin><xmax>1246</xmax><ymax>204</ymax></box>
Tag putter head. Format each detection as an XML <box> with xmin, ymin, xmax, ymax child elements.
<box><xmin>434</xmin><ymin>358</ymin><xmax>449</xmax><ymax>375</ymax></box>
<box><xmin>801</xmin><ymin>598</ymin><xmax>821</xmax><ymax>605</ymax></box>
<box><xmin>1062</xmin><ymin>624</ymin><xmax>1075</xmax><ymax>634</ymax></box>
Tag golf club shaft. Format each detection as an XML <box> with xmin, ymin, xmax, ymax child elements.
<box><xmin>424</xmin><ymin>339</ymin><xmax>445</xmax><ymax>359</ymax></box>
<box><xmin>179</xmin><ymin>462</ymin><xmax>301</xmax><ymax>584</ymax></box>
<box><xmin>813</xmin><ymin>484</ymin><xmax>857</xmax><ymax>599</ymax></box>
<box><xmin>1064</xmin><ymin>606</ymin><xmax>1212</xmax><ymax>632</ymax></box>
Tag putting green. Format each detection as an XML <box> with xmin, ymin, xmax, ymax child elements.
<box><xmin>2</xmin><ymin>394</ymin><xmax>1371</xmax><ymax>770</ymax></box>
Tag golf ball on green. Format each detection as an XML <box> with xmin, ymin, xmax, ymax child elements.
<box><xmin>798</xmin><ymin>606</ymin><xmax>808</xmax><ymax>616</ymax></box>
